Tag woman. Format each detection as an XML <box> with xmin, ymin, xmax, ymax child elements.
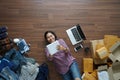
<box><xmin>44</xmin><ymin>31</ymin><xmax>82</xmax><ymax>80</ymax></box>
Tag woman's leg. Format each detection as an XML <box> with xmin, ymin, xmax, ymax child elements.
<box><xmin>61</xmin><ymin>70</ymin><xmax>72</xmax><ymax>80</ymax></box>
<box><xmin>69</xmin><ymin>61</ymin><xmax>82</xmax><ymax>80</ymax></box>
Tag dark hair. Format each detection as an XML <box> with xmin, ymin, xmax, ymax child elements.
<box><xmin>44</xmin><ymin>31</ymin><xmax>58</xmax><ymax>45</ymax></box>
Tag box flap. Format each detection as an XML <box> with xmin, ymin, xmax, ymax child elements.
<box><xmin>98</xmin><ymin>65</ymin><xmax>108</xmax><ymax>71</ymax></box>
<box><xmin>109</xmin><ymin>54</ymin><xmax>117</xmax><ymax>62</ymax></box>
<box><xmin>109</xmin><ymin>41</ymin><xmax>120</xmax><ymax>62</ymax></box>
<box><xmin>93</xmin><ymin>58</ymin><xmax>107</xmax><ymax>65</ymax></box>
<box><xmin>108</xmin><ymin>62</ymin><xmax>120</xmax><ymax>80</ymax></box>
<box><xmin>90</xmin><ymin>39</ymin><xmax>104</xmax><ymax>59</ymax></box>
<box><xmin>110</xmin><ymin>41</ymin><xmax>120</xmax><ymax>52</ymax></box>
<box><xmin>108</xmin><ymin>67</ymin><xmax>114</xmax><ymax>80</ymax></box>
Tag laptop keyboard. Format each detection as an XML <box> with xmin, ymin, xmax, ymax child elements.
<box><xmin>71</xmin><ymin>28</ymin><xmax>81</xmax><ymax>41</ymax></box>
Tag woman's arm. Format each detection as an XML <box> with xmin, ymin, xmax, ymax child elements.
<box><xmin>45</xmin><ymin>48</ymin><xmax>53</xmax><ymax>61</ymax></box>
<box><xmin>57</xmin><ymin>45</ymin><xmax>68</xmax><ymax>53</ymax></box>
<box><xmin>57</xmin><ymin>39</ymin><xmax>71</xmax><ymax>53</ymax></box>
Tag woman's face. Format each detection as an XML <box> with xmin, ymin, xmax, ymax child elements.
<box><xmin>46</xmin><ymin>32</ymin><xmax>55</xmax><ymax>43</ymax></box>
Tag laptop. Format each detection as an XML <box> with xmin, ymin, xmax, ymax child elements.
<box><xmin>66</xmin><ymin>24</ymin><xmax>86</xmax><ymax>45</ymax></box>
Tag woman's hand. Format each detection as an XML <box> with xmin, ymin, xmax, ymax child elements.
<box><xmin>57</xmin><ymin>45</ymin><xmax>68</xmax><ymax>52</ymax></box>
<box><xmin>48</xmin><ymin>54</ymin><xmax>53</xmax><ymax>58</ymax></box>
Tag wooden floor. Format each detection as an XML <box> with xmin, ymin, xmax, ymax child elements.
<box><xmin>0</xmin><ymin>0</ymin><xmax>120</xmax><ymax>80</ymax></box>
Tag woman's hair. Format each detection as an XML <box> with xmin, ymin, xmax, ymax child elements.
<box><xmin>44</xmin><ymin>31</ymin><xmax>58</xmax><ymax>45</ymax></box>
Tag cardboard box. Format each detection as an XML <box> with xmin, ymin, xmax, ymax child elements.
<box><xmin>90</xmin><ymin>39</ymin><xmax>107</xmax><ymax>64</ymax></box>
<box><xmin>104</xmin><ymin>35</ymin><xmax>119</xmax><ymax>51</ymax></box>
<box><xmin>83</xmin><ymin>58</ymin><xmax>93</xmax><ymax>73</ymax></box>
<box><xmin>109</xmin><ymin>41</ymin><xmax>120</xmax><ymax>62</ymax></box>
<box><xmin>93</xmin><ymin>58</ymin><xmax>107</xmax><ymax>65</ymax></box>
<box><xmin>91</xmin><ymin>70</ymin><xmax>98</xmax><ymax>80</ymax></box>
<box><xmin>96</xmin><ymin>47</ymin><xmax>109</xmax><ymax>60</ymax></box>
<box><xmin>97</xmin><ymin>65</ymin><xmax>108</xmax><ymax>71</ymax></box>
<box><xmin>82</xmin><ymin>72</ymin><xmax>97</xmax><ymax>80</ymax></box>
<box><xmin>108</xmin><ymin>62</ymin><xmax>120</xmax><ymax>80</ymax></box>
<box><xmin>90</xmin><ymin>39</ymin><xmax>104</xmax><ymax>59</ymax></box>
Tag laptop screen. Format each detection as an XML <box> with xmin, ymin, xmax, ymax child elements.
<box><xmin>76</xmin><ymin>24</ymin><xmax>86</xmax><ymax>40</ymax></box>
<box><xmin>71</xmin><ymin>27</ymin><xmax>82</xmax><ymax>42</ymax></box>
<box><xmin>66</xmin><ymin>24</ymin><xmax>86</xmax><ymax>45</ymax></box>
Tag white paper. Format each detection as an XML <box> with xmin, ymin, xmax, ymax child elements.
<box><xmin>46</xmin><ymin>40</ymin><xmax>60</xmax><ymax>55</ymax></box>
<box><xmin>98</xmin><ymin>71</ymin><xmax>109</xmax><ymax>80</ymax></box>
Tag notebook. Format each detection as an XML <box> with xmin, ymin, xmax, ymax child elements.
<box><xmin>66</xmin><ymin>24</ymin><xmax>86</xmax><ymax>45</ymax></box>
<box><xmin>46</xmin><ymin>40</ymin><xmax>60</xmax><ymax>55</ymax></box>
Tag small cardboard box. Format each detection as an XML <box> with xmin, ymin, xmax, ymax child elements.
<box><xmin>109</xmin><ymin>41</ymin><xmax>120</xmax><ymax>62</ymax></box>
<box><xmin>90</xmin><ymin>39</ymin><xmax>104</xmax><ymax>59</ymax></box>
<box><xmin>108</xmin><ymin>62</ymin><xmax>120</xmax><ymax>80</ymax></box>
<box><xmin>82</xmin><ymin>72</ymin><xmax>97</xmax><ymax>80</ymax></box>
<box><xmin>90</xmin><ymin>39</ymin><xmax>107</xmax><ymax>64</ymax></box>
<box><xmin>83</xmin><ymin>58</ymin><xmax>93</xmax><ymax>73</ymax></box>
<box><xmin>104</xmin><ymin>35</ymin><xmax>119</xmax><ymax>51</ymax></box>
<box><xmin>96</xmin><ymin>47</ymin><xmax>109</xmax><ymax>60</ymax></box>
<box><xmin>93</xmin><ymin>58</ymin><xmax>107</xmax><ymax>65</ymax></box>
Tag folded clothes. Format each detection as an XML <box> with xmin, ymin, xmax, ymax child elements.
<box><xmin>0</xmin><ymin>32</ymin><xmax>8</xmax><ymax>40</ymax></box>
<box><xmin>0</xmin><ymin>26</ymin><xmax>8</xmax><ymax>34</ymax></box>
<box><xmin>0</xmin><ymin>37</ymin><xmax>13</xmax><ymax>46</ymax></box>
<box><xmin>0</xmin><ymin>43</ymin><xmax>14</xmax><ymax>51</ymax></box>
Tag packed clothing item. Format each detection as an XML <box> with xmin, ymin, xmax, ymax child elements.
<box><xmin>0</xmin><ymin>26</ymin><xmax>49</xmax><ymax>80</ymax></box>
<box><xmin>0</xmin><ymin>37</ymin><xmax>13</xmax><ymax>46</ymax></box>
<box><xmin>0</xmin><ymin>26</ymin><xmax>8</xmax><ymax>34</ymax></box>
<box><xmin>3</xmin><ymin>48</ymin><xmax>27</xmax><ymax>70</ymax></box>
<box><xmin>13</xmin><ymin>38</ymin><xmax>30</xmax><ymax>54</ymax></box>
<box><xmin>0</xmin><ymin>32</ymin><xmax>8</xmax><ymax>40</ymax></box>
<box><xmin>36</xmin><ymin>63</ymin><xmax>49</xmax><ymax>80</ymax></box>
<box><xmin>0</xmin><ymin>48</ymin><xmax>49</xmax><ymax>80</ymax></box>
<box><xmin>0</xmin><ymin>26</ymin><xmax>8</xmax><ymax>40</ymax></box>
<box><xmin>0</xmin><ymin>26</ymin><xmax>13</xmax><ymax>56</ymax></box>
<box><xmin>0</xmin><ymin>58</ymin><xmax>16</xmax><ymax>72</ymax></box>
<box><xmin>19</xmin><ymin>62</ymin><xmax>39</xmax><ymax>80</ymax></box>
<box><xmin>0</xmin><ymin>48</ymin><xmax>26</xmax><ymax>80</ymax></box>
<box><xmin>0</xmin><ymin>42</ymin><xmax>14</xmax><ymax>51</ymax></box>
<box><xmin>0</xmin><ymin>66</ymin><xmax>19</xmax><ymax>80</ymax></box>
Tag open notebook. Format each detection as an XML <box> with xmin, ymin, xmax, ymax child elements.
<box><xmin>46</xmin><ymin>40</ymin><xmax>60</xmax><ymax>55</ymax></box>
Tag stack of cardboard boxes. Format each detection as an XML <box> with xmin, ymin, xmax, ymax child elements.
<box><xmin>82</xmin><ymin>35</ymin><xmax>120</xmax><ymax>80</ymax></box>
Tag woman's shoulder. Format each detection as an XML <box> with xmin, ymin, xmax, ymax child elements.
<box><xmin>58</xmin><ymin>39</ymin><xmax>64</xmax><ymax>42</ymax></box>
<box><xmin>58</xmin><ymin>39</ymin><xmax>66</xmax><ymax>44</ymax></box>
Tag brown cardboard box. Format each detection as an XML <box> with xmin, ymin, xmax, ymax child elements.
<box><xmin>90</xmin><ymin>39</ymin><xmax>107</xmax><ymax>64</ymax></box>
<box><xmin>97</xmin><ymin>62</ymin><xmax>120</xmax><ymax>80</ymax></box>
<box><xmin>104</xmin><ymin>35</ymin><xmax>119</xmax><ymax>51</ymax></box>
<box><xmin>96</xmin><ymin>43</ymin><xmax>104</xmax><ymax>50</ymax></box>
<box><xmin>82</xmin><ymin>72</ymin><xmax>97</xmax><ymax>80</ymax></box>
<box><xmin>109</xmin><ymin>41</ymin><xmax>120</xmax><ymax>62</ymax></box>
<box><xmin>108</xmin><ymin>62</ymin><xmax>120</xmax><ymax>80</ymax></box>
<box><xmin>91</xmin><ymin>70</ymin><xmax>98</xmax><ymax>80</ymax></box>
<box><xmin>93</xmin><ymin>58</ymin><xmax>107</xmax><ymax>64</ymax></box>
<box><xmin>90</xmin><ymin>39</ymin><xmax>104</xmax><ymax>59</ymax></box>
<box><xmin>83</xmin><ymin>58</ymin><xmax>93</xmax><ymax>73</ymax></box>
<box><xmin>97</xmin><ymin>65</ymin><xmax>108</xmax><ymax>71</ymax></box>
<box><xmin>96</xmin><ymin>47</ymin><xmax>109</xmax><ymax>60</ymax></box>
